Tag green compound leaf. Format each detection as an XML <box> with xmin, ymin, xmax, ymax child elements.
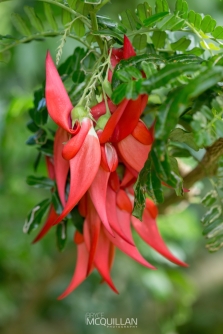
<box><xmin>155</xmin><ymin>0</ymin><xmax>169</xmax><ymax>14</ymax></box>
<box><xmin>201</xmin><ymin>190</ymin><xmax>218</xmax><ymax>207</ymax></box>
<box><xmin>169</xmin><ymin>128</ymin><xmax>199</xmax><ymax>151</ymax></box>
<box><xmin>201</xmin><ymin>15</ymin><xmax>216</xmax><ymax>33</ymax></box>
<box><xmin>132</xmin><ymin>33</ymin><xmax>147</xmax><ymax>52</ymax></box>
<box><xmin>26</xmin><ymin>175</ymin><xmax>55</xmax><ymax>189</ymax></box>
<box><xmin>44</xmin><ymin>3</ymin><xmax>58</xmax><ymax>31</ymax></box>
<box><xmin>155</xmin><ymin>66</ymin><xmax>223</xmax><ymax>141</ymax></box>
<box><xmin>157</xmin><ymin>14</ymin><xmax>185</xmax><ymax>31</ymax></box>
<box><xmin>73</xmin><ymin>18</ymin><xmax>85</xmax><ymax>37</ymax></box>
<box><xmin>143</xmin><ymin>11</ymin><xmax>169</xmax><ymax>27</ymax></box>
<box><xmin>137</xmin><ymin>2</ymin><xmax>152</xmax><ymax>23</ymax></box>
<box><xmin>23</xmin><ymin>199</ymin><xmax>51</xmax><ymax>234</ymax></box>
<box><xmin>188</xmin><ymin>10</ymin><xmax>202</xmax><ymax>30</ymax></box>
<box><xmin>174</xmin><ymin>0</ymin><xmax>188</xmax><ymax>19</ymax></box>
<box><xmin>212</xmin><ymin>26</ymin><xmax>223</xmax><ymax>40</ymax></box>
<box><xmin>67</xmin><ymin>0</ymin><xmax>78</xmax><ymax>8</ymax></box>
<box><xmin>24</xmin><ymin>6</ymin><xmax>44</xmax><ymax>32</ymax></box>
<box><xmin>11</xmin><ymin>13</ymin><xmax>31</xmax><ymax>36</ymax></box>
<box><xmin>120</xmin><ymin>9</ymin><xmax>140</xmax><ymax>31</ymax></box>
<box><xmin>151</xmin><ymin>31</ymin><xmax>167</xmax><ymax>48</ymax></box>
<box><xmin>170</xmin><ymin>37</ymin><xmax>191</xmax><ymax>51</ymax></box>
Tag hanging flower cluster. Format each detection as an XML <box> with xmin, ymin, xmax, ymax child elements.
<box><xmin>33</xmin><ymin>36</ymin><xmax>187</xmax><ymax>299</ymax></box>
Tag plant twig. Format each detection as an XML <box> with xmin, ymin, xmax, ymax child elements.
<box><xmin>158</xmin><ymin>138</ymin><xmax>223</xmax><ymax>213</ymax></box>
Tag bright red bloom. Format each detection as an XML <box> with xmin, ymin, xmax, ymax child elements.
<box><xmin>33</xmin><ymin>36</ymin><xmax>188</xmax><ymax>298</ymax></box>
<box><xmin>45</xmin><ymin>52</ymin><xmax>101</xmax><ymax>224</ymax></box>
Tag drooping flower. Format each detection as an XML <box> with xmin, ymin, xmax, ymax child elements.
<box><xmin>32</xmin><ymin>36</ymin><xmax>188</xmax><ymax>298</ymax></box>
<box><xmin>45</xmin><ymin>52</ymin><xmax>101</xmax><ymax>225</ymax></box>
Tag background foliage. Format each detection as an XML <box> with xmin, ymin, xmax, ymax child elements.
<box><xmin>1</xmin><ymin>1</ymin><xmax>223</xmax><ymax>334</ymax></box>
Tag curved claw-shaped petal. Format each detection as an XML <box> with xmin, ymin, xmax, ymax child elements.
<box><xmin>123</xmin><ymin>35</ymin><xmax>136</xmax><ymax>59</ymax></box>
<box><xmin>84</xmin><ymin>221</ymin><xmax>118</xmax><ymax>293</ymax></box>
<box><xmin>62</xmin><ymin>118</ymin><xmax>91</xmax><ymax>160</ymax></box>
<box><xmin>53</xmin><ymin>126</ymin><xmax>101</xmax><ymax>225</ymax></box>
<box><xmin>117</xmin><ymin>134</ymin><xmax>152</xmax><ymax>173</ymax></box>
<box><xmin>120</xmin><ymin>168</ymin><xmax>136</xmax><ymax>188</ymax></box>
<box><xmin>111</xmin><ymin>96</ymin><xmax>144</xmax><ymax>142</ymax></box>
<box><xmin>58</xmin><ymin>232</ymin><xmax>90</xmax><ymax>299</ymax></box>
<box><xmin>104</xmin><ymin>225</ymin><xmax>155</xmax><ymax>269</ymax></box>
<box><xmin>32</xmin><ymin>205</ymin><xmax>59</xmax><ymax>243</ymax></box>
<box><xmin>45</xmin><ymin>52</ymin><xmax>74</xmax><ymax>133</ymax></box>
<box><xmin>116</xmin><ymin>189</ymin><xmax>133</xmax><ymax>213</ymax></box>
<box><xmin>89</xmin><ymin>166</ymin><xmax>114</xmax><ymax>236</ymax></box>
<box><xmin>99</xmin><ymin>99</ymin><xmax>129</xmax><ymax>144</ymax></box>
<box><xmin>106</xmin><ymin>186</ymin><xmax>134</xmax><ymax>245</ymax></box>
<box><xmin>54</xmin><ymin>128</ymin><xmax>70</xmax><ymax>207</ymax></box>
<box><xmin>131</xmin><ymin>200</ymin><xmax>188</xmax><ymax>267</ymax></box>
<box><xmin>84</xmin><ymin>199</ymin><xmax>101</xmax><ymax>275</ymax></box>
<box><xmin>132</xmin><ymin>120</ymin><xmax>153</xmax><ymax>145</ymax></box>
<box><xmin>45</xmin><ymin>156</ymin><xmax>55</xmax><ymax>180</ymax></box>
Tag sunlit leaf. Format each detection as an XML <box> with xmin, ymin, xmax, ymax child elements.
<box><xmin>155</xmin><ymin>0</ymin><xmax>169</xmax><ymax>14</ymax></box>
<box><xmin>143</xmin><ymin>11</ymin><xmax>169</xmax><ymax>27</ymax></box>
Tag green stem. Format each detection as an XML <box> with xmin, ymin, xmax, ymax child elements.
<box><xmin>90</xmin><ymin>10</ymin><xmax>104</xmax><ymax>54</ymax></box>
<box><xmin>0</xmin><ymin>31</ymin><xmax>96</xmax><ymax>54</ymax></box>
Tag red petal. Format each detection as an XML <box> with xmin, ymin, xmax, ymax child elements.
<box><xmin>53</xmin><ymin>127</ymin><xmax>101</xmax><ymax>225</ymax></box>
<box><xmin>99</xmin><ymin>99</ymin><xmax>129</xmax><ymax>144</ymax></box>
<box><xmin>117</xmin><ymin>134</ymin><xmax>151</xmax><ymax>173</ymax></box>
<box><xmin>111</xmin><ymin>47</ymin><xmax>124</xmax><ymax>60</ymax></box>
<box><xmin>104</xmin><ymin>223</ymin><xmax>155</xmax><ymax>269</ymax></box>
<box><xmin>123</xmin><ymin>35</ymin><xmax>136</xmax><ymax>59</ymax></box>
<box><xmin>58</xmin><ymin>236</ymin><xmax>90</xmax><ymax>299</ymax></box>
<box><xmin>145</xmin><ymin>198</ymin><xmax>158</xmax><ymax>219</ymax></box>
<box><xmin>120</xmin><ymin>168</ymin><xmax>136</xmax><ymax>188</ymax></box>
<box><xmin>132</xmin><ymin>120</ymin><xmax>153</xmax><ymax>145</ymax></box>
<box><xmin>32</xmin><ymin>205</ymin><xmax>58</xmax><ymax>243</ymax></box>
<box><xmin>84</xmin><ymin>221</ymin><xmax>118</xmax><ymax>293</ymax></box>
<box><xmin>74</xmin><ymin>230</ymin><xmax>84</xmax><ymax>244</ymax></box>
<box><xmin>84</xmin><ymin>201</ymin><xmax>101</xmax><ymax>275</ymax></box>
<box><xmin>131</xmin><ymin>206</ymin><xmax>188</xmax><ymax>267</ymax></box>
<box><xmin>62</xmin><ymin>118</ymin><xmax>91</xmax><ymax>160</ymax></box>
<box><xmin>111</xmin><ymin>96</ymin><xmax>143</xmax><ymax>142</ymax></box>
<box><xmin>45</xmin><ymin>156</ymin><xmax>55</xmax><ymax>180</ymax></box>
<box><xmin>45</xmin><ymin>52</ymin><xmax>74</xmax><ymax>133</ymax></box>
<box><xmin>100</xmin><ymin>143</ymin><xmax>118</xmax><ymax>172</ymax></box>
<box><xmin>78</xmin><ymin>193</ymin><xmax>88</xmax><ymax>217</ymax></box>
<box><xmin>108</xmin><ymin>171</ymin><xmax>120</xmax><ymax>192</ymax></box>
<box><xmin>89</xmin><ymin>166</ymin><xmax>114</xmax><ymax>236</ymax></box>
<box><xmin>54</xmin><ymin>128</ymin><xmax>70</xmax><ymax>207</ymax></box>
<box><xmin>116</xmin><ymin>189</ymin><xmax>133</xmax><ymax>213</ymax></box>
<box><xmin>106</xmin><ymin>185</ymin><xmax>133</xmax><ymax>245</ymax></box>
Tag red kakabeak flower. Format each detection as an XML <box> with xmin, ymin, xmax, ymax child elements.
<box><xmin>33</xmin><ymin>36</ymin><xmax>188</xmax><ymax>298</ymax></box>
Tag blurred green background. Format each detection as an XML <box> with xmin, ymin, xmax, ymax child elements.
<box><xmin>1</xmin><ymin>1</ymin><xmax>223</xmax><ymax>333</ymax></box>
